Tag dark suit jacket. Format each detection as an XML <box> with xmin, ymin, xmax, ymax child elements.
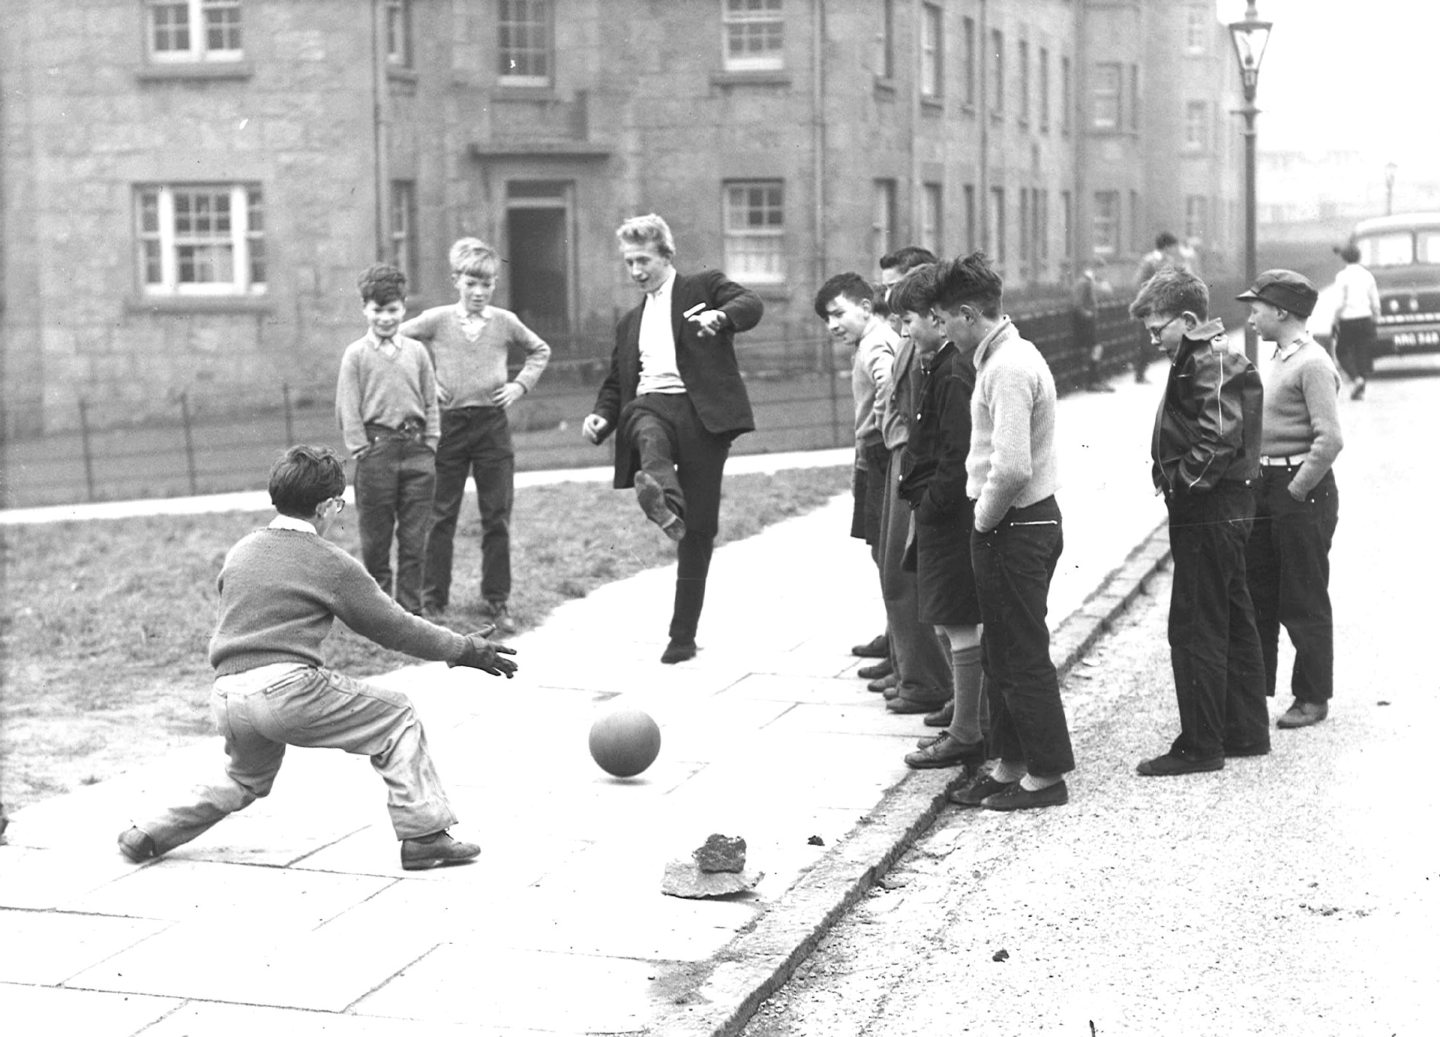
<box><xmin>591</xmin><ymin>268</ymin><xmax>763</xmax><ymax>488</ymax></box>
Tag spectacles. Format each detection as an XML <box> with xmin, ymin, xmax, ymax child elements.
<box><xmin>1147</xmin><ymin>314</ymin><xmax>1185</xmax><ymax>342</ymax></box>
<box><xmin>328</xmin><ymin>497</ymin><xmax>346</xmax><ymax>514</ymax></box>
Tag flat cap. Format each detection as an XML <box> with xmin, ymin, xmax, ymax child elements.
<box><xmin>1236</xmin><ymin>269</ymin><xmax>1319</xmax><ymax>318</ymax></box>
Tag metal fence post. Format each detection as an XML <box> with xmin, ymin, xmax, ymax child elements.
<box><xmin>282</xmin><ymin>381</ymin><xmax>295</xmax><ymax>447</ymax></box>
<box><xmin>78</xmin><ymin>397</ymin><xmax>97</xmax><ymax>502</ymax></box>
<box><xmin>179</xmin><ymin>391</ymin><xmax>198</xmax><ymax>495</ymax></box>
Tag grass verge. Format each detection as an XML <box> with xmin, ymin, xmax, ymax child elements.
<box><xmin>0</xmin><ymin>466</ymin><xmax>849</xmax><ymax>813</ymax></box>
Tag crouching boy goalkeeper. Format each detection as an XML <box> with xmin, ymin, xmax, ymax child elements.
<box><xmin>118</xmin><ymin>445</ymin><xmax>516</xmax><ymax>871</ymax></box>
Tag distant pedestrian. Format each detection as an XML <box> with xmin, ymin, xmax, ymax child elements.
<box><xmin>1072</xmin><ymin>255</ymin><xmax>1116</xmax><ymax>392</ymax></box>
<box><xmin>401</xmin><ymin>238</ymin><xmax>551</xmax><ymax>631</ymax></box>
<box><xmin>1238</xmin><ymin>271</ymin><xmax>1344</xmax><ymax>730</ymax></box>
<box><xmin>1132</xmin><ymin>232</ymin><xmax>1188</xmax><ymax>384</ymax></box>
<box><xmin>1130</xmin><ymin>267</ymin><xmax>1269</xmax><ymax>775</ymax></box>
<box><xmin>1329</xmin><ymin>243</ymin><xmax>1380</xmax><ymax>400</ymax></box>
<box><xmin>117</xmin><ymin>445</ymin><xmax>516</xmax><ymax>871</ymax></box>
<box><xmin>933</xmin><ymin>252</ymin><xmax>1074</xmax><ymax>812</ymax></box>
<box><xmin>889</xmin><ymin>264</ymin><xmax>988</xmax><ymax>776</ymax></box>
<box><xmin>582</xmin><ymin>214</ymin><xmax>764</xmax><ymax>664</ymax></box>
<box><xmin>335</xmin><ymin>264</ymin><xmax>439</xmax><ymax>614</ymax></box>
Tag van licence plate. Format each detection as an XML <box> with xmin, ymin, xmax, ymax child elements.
<box><xmin>1392</xmin><ymin>330</ymin><xmax>1440</xmax><ymax>347</ymax></box>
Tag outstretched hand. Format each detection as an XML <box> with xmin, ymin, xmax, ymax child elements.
<box><xmin>448</xmin><ymin>632</ymin><xmax>519</xmax><ymax>679</ymax></box>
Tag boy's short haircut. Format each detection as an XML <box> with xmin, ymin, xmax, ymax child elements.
<box><xmin>616</xmin><ymin>213</ymin><xmax>676</xmax><ymax>258</ymax></box>
<box><xmin>270</xmin><ymin>445</ymin><xmax>347</xmax><ymax>518</ymax></box>
<box><xmin>932</xmin><ymin>252</ymin><xmax>1003</xmax><ymax>318</ymax></box>
<box><xmin>449</xmin><ymin>237</ymin><xmax>500</xmax><ymax>279</ymax></box>
<box><xmin>357</xmin><ymin>264</ymin><xmax>407</xmax><ymax>306</ymax></box>
<box><xmin>1129</xmin><ymin>266</ymin><xmax>1210</xmax><ymax>321</ymax></box>
<box><xmin>879</xmin><ymin>246</ymin><xmax>939</xmax><ymax>276</ymax></box>
<box><xmin>888</xmin><ymin>263</ymin><xmax>940</xmax><ymax>316</ymax></box>
<box><xmin>813</xmin><ymin>271</ymin><xmax>875</xmax><ymax>318</ymax></box>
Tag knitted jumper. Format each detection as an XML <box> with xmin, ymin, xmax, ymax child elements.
<box><xmin>208</xmin><ymin>529</ymin><xmax>467</xmax><ymax>676</ymax></box>
<box><xmin>401</xmin><ymin>305</ymin><xmax>550</xmax><ymax>409</ymax></box>
<box><xmin>1259</xmin><ymin>338</ymin><xmax>1343</xmax><ymax>495</ymax></box>
<box><xmin>334</xmin><ymin>334</ymin><xmax>439</xmax><ymax>456</ymax></box>
<box><xmin>966</xmin><ymin>318</ymin><xmax>1060</xmax><ymax>531</ymax></box>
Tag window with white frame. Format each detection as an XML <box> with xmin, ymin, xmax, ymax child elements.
<box><xmin>875</xmin><ymin>0</ymin><xmax>894</xmax><ymax>80</ymax></box>
<box><xmin>1092</xmin><ymin>63</ymin><xmax>1120</xmax><ymax>129</ymax></box>
<box><xmin>1092</xmin><ymin>190</ymin><xmax>1119</xmax><ymax>257</ymax></box>
<box><xmin>1018</xmin><ymin>40</ymin><xmax>1030</xmax><ymax>126</ymax></box>
<box><xmin>1184</xmin><ymin>100</ymin><xmax>1208</xmax><ymax>149</ymax></box>
<box><xmin>990</xmin><ymin>29</ymin><xmax>1004</xmax><ymax>116</ymax></box>
<box><xmin>922</xmin><ymin>183</ymin><xmax>943</xmax><ymax>255</ymax></box>
<box><xmin>389</xmin><ymin>180</ymin><xmax>418</xmax><ymax>287</ymax></box>
<box><xmin>1039</xmin><ymin>47</ymin><xmax>1050</xmax><ymax>132</ymax></box>
<box><xmin>723</xmin><ymin>181</ymin><xmax>785</xmax><ymax>283</ymax></box>
<box><xmin>1061</xmin><ymin>54</ymin><xmax>1072</xmax><ymax>133</ymax></box>
<box><xmin>386</xmin><ymin>0</ymin><xmax>412</xmax><ymax>68</ymax></box>
<box><xmin>872</xmin><ymin>179</ymin><xmax>897</xmax><ymax>262</ymax></box>
<box><xmin>962</xmin><ymin>17</ymin><xmax>976</xmax><ymax>107</ymax></box>
<box><xmin>1185</xmin><ymin>6</ymin><xmax>1209</xmax><ymax>53</ymax></box>
<box><xmin>723</xmin><ymin>0</ymin><xmax>785</xmax><ymax>72</ymax></box>
<box><xmin>137</xmin><ymin>184</ymin><xmax>265</xmax><ymax>296</ymax></box>
<box><xmin>145</xmin><ymin>0</ymin><xmax>242</xmax><ymax>63</ymax></box>
<box><xmin>1185</xmin><ymin>195</ymin><xmax>1208</xmax><ymax>242</ymax></box>
<box><xmin>920</xmin><ymin>4</ymin><xmax>942</xmax><ymax>99</ymax></box>
<box><xmin>498</xmin><ymin>0</ymin><xmax>552</xmax><ymax>85</ymax></box>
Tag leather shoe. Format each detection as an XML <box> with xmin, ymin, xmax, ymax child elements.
<box><xmin>1277</xmin><ymin>699</ymin><xmax>1328</xmax><ymax>729</ymax></box>
<box><xmin>887</xmin><ymin>695</ymin><xmax>948</xmax><ymax>715</ymax></box>
<box><xmin>923</xmin><ymin>701</ymin><xmax>954</xmax><ymax>727</ymax></box>
<box><xmin>851</xmin><ymin>633</ymin><xmax>889</xmax><ymax>658</ymax></box>
<box><xmin>949</xmin><ymin>772</ymin><xmax>1016</xmax><ymax>807</ymax></box>
<box><xmin>857</xmin><ymin>660</ymin><xmax>893</xmax><ymax>680</ymax></box>
<box><xmin>981</xmin><ymin>779</ymin><xmax>1069</xmax><ymax>811</ymax></box>
<box><xmin>635</xmin><ymin>472</ymin><xmax>685</xmax><ymax>541</ymax></box>
<box><xmin>1224</xmin><ymin>741</ymin><xmax>1271</xmax><ymax>758</ymax></box>
<box><xmin>401</xmin><ymin>831</ymin><xmax>481</xmax><ymax>871</ymax></box>
<box><xmin>904</xmin><ymin>731</ymin><xmax>985</xmax><ymax>771</ymax></box>
<box><xmin>661</xmin><ymin>639</ymin><xmax>697</xmax><ymax>664</ymax></box>
<box><xmin>867</xmin><ymin>673</ymin><xmax>897</xmax><ymax>694</ymax></box>
<box><xmin>118</xmin><ymin>827</ymin><xmax>157</xmax><ymax>863</ymax></box>
<box><xmin>1136</xmin><ymin>752</ymin><xmax>1224</xmax><ymax>776</ymax></box>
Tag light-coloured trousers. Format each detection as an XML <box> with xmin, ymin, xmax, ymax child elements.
<box><xmin>136</xmin><ymin>667</ymin><xmax>456</xmax><ymax>853</ymax></box>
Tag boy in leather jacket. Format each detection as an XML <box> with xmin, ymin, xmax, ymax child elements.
<box><xmin>1129</xmin><ymin>268</ymin><xmax>1270</xmax><ymax>775</ymax></box>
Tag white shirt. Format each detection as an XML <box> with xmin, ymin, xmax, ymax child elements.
<box><xmin>1333</xmin><ymin>263</ymin><xmax>1380</xmax><ymax>321</ymax></box>
<box><xmin>636</xmin><ymin>269</ymin><xmax>686</xmax><ymax>395</ymax></box>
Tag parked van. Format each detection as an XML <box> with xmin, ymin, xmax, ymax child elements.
<box><xmin>1348</xmin><ymin>212</ymin><xmax>1440</xmax><ymax>356</ymax></box>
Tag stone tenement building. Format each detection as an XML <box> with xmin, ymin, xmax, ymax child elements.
<box><xmin>0</xmin><ymin>0</ymin><xmax>1240</xmax><ymax>435</ymax></box>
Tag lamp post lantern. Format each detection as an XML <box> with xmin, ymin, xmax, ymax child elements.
<box><xmin>1229</xmin><ymin>2</ymin><xmax>1272</xmax><ymax>366</ymax></box>
<box><xmin>1385</xmin><ymin>162</ymin><xmax>1398</xmax><ymax>215</ymax></box>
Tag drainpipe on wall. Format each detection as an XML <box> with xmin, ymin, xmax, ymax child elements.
<box><xmin>370</xmin><ymin>0</ymin><xmax>391</xmax><ymax>262</ymax></box>
<box><xmin>811</xmin><ymin>0</ymin><xmax>826</xmax><ymax>290</ymax></box>
<box><xmin>978</xmin><ymin>0</ymin><xmax>989</xmax><ymax>252</ymax></box>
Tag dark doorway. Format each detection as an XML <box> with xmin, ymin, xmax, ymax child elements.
<box><xmin>505</xmin><ymin>183</ymin><xmax>573</xmax><ymax>349</ymax></box>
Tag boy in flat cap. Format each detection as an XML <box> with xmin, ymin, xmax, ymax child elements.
<box><xmin>1238</xmin><ymin>270</ymin><xmax>1344</xmax><ymax>730</ymax></box>
<box><xmin>1130</xmin><ymin>267</ymin><xmax>1269</xmax><ymax>775</ymax></box>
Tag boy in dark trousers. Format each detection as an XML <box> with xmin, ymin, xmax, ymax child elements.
<box><xmin>336</xmin><ymin>264</ymin><xmax>439</xmax><ymax>615</ymax></box>
<box><xmin>1130</xmin><ymin>267</ymin><xmax>1270</xmax><ymax>774</ymax></box>
<box><xmin>118</xmin><ymin>445</ymin><xmax>515</xmax><ymax>871</ymax></box>
<box><xmin>401</xmin><ymin>238</ymin><xmax>551</xmax><ymax>631</ymax></box>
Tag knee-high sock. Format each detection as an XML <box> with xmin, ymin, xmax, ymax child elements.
<box><xmin>942</xmin><ymin>635</ymin><xmax>984</xmax><ymax>745</ymax></box>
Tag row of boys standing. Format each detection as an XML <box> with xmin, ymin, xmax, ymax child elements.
<box><xmin>334</xmin><ymin>240</ymin><xmax>551</xmax><ymax>631</ymax></box>
<box><xmin>816</xmin><ymin>249</ymin><xmax>1342</xmax><ymax>810</ymax></box>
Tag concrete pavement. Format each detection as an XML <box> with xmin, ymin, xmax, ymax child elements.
<box><xmin>1</xmin><ymin>366</ymin><xmax>1174</xmax><ymax>1036</ymax></box>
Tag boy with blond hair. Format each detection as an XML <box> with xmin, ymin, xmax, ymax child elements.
<box><xmin>401</xmin><ymin>238</ymin><xmax>551</xmax><ymax>631</ymax></box>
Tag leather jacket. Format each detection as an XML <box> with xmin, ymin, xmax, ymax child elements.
<box><xmin>1151</xmin><ymin>319</ymin><xmax>1263</xmax><ymax>496</ymax></box>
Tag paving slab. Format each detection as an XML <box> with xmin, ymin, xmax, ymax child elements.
<box><xmin>1</xmin><ymin>372</ymin><xmax>1175</xmax><ymax>1034</ymax></box>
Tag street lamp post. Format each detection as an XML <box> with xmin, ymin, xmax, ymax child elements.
<box><xmin>1385</xmin><ymin>162</ymin><xmax>1398</xmax><ymax>215</ymax></box>
<box><xmin>1229</xmin><ymin>2</ymin><xmax>1272</xmax><ymax>366</ymax></box>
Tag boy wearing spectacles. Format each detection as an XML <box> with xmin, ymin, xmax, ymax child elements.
<box><xmin>118</xmin><ymin>445</ymin><xmax>516</xmax><ymax>871</ymax></box>
<box><xmin>1129</xmin><ymin>267</ymin><xmax>1269</xmax><ymax>776</ymax></box>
